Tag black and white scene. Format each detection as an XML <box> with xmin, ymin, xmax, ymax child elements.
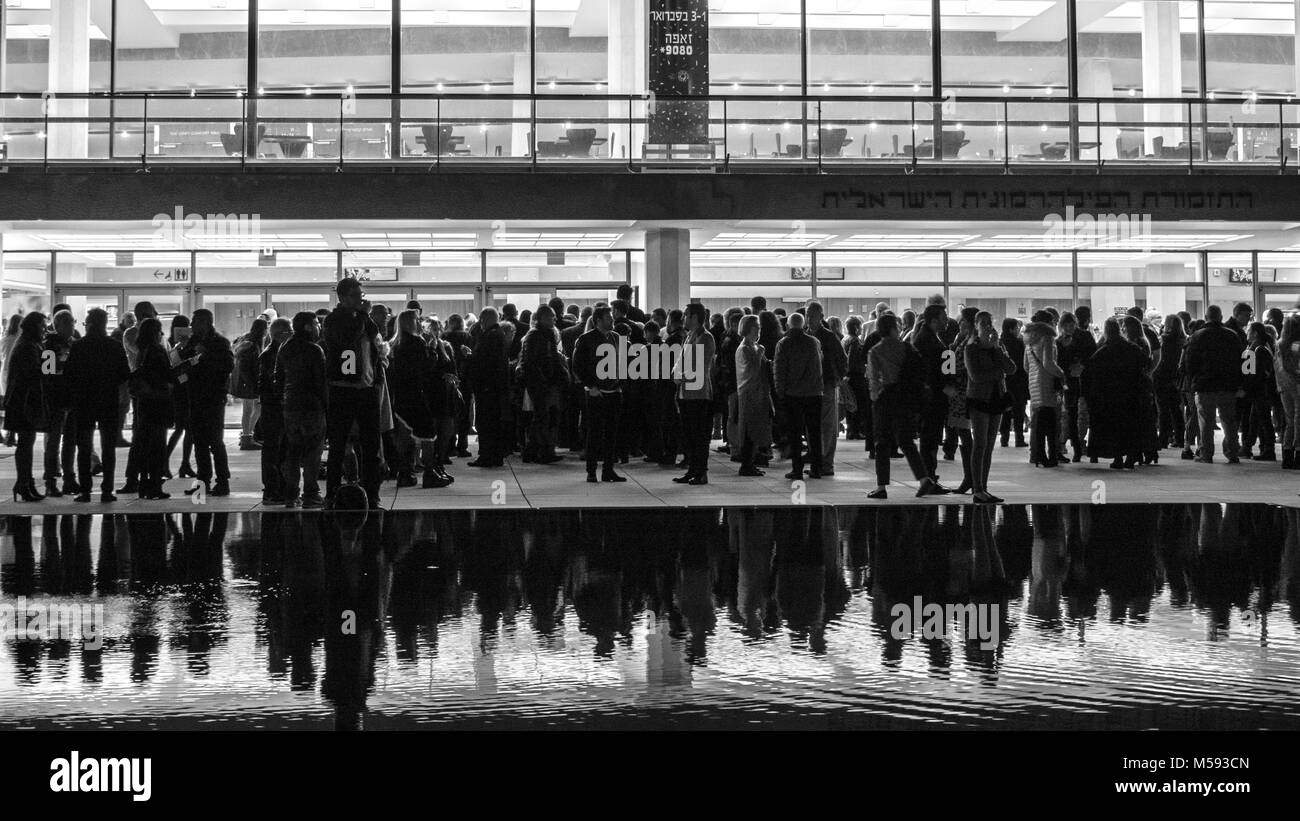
<box><xmin>0</xmin><ymin>0</ymin><xmax>1294</xmax><ymax>805</ymax></box>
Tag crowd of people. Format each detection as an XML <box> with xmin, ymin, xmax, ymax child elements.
<box><xmin>0</xmin><ymin>278</ymin><xmax>1293</xmax><ymax>508</ymax></box>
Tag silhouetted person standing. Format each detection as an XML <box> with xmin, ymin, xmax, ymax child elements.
<box><xmin>277</xmin><ymin>311</ymin><xmax>328</xmax><ymax>508</ymax></box>
<box><xmin>65</xmin><ymin>308</ymin><xmax>130</xmax><ymax>502</ymax></box>
<box><xmin>179</xmin><ymin>308</ymin><xmax>234</xmax><ymax>497</ymax></box>
<box><xmin>465</xmin><ymin>307</ymin><xmax>509</xmax><ymax>468</ymax></box>
<box><xmin>573</xmin><ymin>305</ymin><xmax>626</xmax><ymax>483</ymax></box>
<box><xmin>322</xmin><ymin>277</ymin><xmax>385</xmax><ymax>507</ymax></box>
<box><xmin>774</xmin><ymin>312</ymin><xmax>824</xmax><ymax>480</ymax></box>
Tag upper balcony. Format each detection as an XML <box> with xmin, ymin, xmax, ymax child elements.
<box><xmin>6</xmin><ymin>90</ymin><xmax>1300</xmax><ymax>175</ymax></box>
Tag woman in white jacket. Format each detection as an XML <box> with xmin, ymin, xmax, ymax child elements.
<box><xmin>1023</xmin><ymin>310</ymin><xmax>1065</xmax><ymax>467</ymax></box>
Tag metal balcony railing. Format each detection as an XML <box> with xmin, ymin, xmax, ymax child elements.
<box><xmin>2</xmin><ymin>91</ymin><xmax>1296</xmax><ymax>173</ymax></box>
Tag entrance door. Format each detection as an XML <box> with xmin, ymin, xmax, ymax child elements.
<box><xmin>199</xmin><ymin>290</ymin><xmax>266</xmax><ymax>338</ymax></box>
<box><xmin>53</xmin><ymin>287</ymin><xmax>191</xmax><ymax>330</ymax></box>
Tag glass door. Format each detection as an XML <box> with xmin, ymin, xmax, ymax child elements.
<box><xmin>51</xmin><ymin>289</ymin><xmax>123</xmax><ymax>328</ymax></box>
<box><xmin>125</xmin><ymin>290</ymin><xmax>191</xmax><ymax>330</ymax></box>
<box><xmin>198</xmin><ymin>289</ymin><xmax>267</xmax><ymax>339</ymax></box>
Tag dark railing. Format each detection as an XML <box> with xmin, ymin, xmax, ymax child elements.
<box><xmin>1</xmin><ymin>91</ymin><xmax>1295</xmax><ymax>172</ymax></box>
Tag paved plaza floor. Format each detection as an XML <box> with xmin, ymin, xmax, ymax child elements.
<box><xmin>0</xmin><ymin>431</ymin><xmax>1295</xmax><ymax>513</ymax></box>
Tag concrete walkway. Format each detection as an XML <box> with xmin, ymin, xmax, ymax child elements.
<box><xmin>0</xmin><ymin>433</ymin><xmax>1295</xmax><ymax>513</ymax></box>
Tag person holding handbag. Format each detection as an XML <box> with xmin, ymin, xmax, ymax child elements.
<box><xmin>4</xmin><ymin>312</ymin><xmax>50</xmax><ymax>502</ymax></box>
<box><xmin>132</xmin><ymin>318</ymin><xmax>177</xmax><ymax>499</ymax></box>
<box><xmin>965</xmin><ymin>311</ymin><xmax>1018</xmax><ymax>503</ymax></box>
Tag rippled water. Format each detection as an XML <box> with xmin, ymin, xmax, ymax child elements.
<box><xmin>1</xmin><ymin>505</ymin><xmax>1298</xmax><ymax>730</ymax></box>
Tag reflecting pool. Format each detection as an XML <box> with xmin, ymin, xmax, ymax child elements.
<box><xmin>1</xmin><ymin>505</ymin><xmax>1297</xmax><ymax>730</ymax></box>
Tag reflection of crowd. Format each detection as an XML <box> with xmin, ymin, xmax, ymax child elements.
<box><xmin>2</xmin><ymin>504</ymin><xmax>1297</xmax><ymax>726</ymax></box>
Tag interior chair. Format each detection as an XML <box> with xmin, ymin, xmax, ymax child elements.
<box><xmin>563</xmin><ymin>127</ymin><xmax>598</xmax><ymax>157</ymax></box>
<box><xmin>1115</xmin><ymin>129</ymin><xmax>1143</xmax><ymax>159</ymax></box>
<box><xmin>1206</xmin><ymin>129</ymin><xmax>1234</xmax><ymax>160</ymax></box>
<box><xmin>816</xmin><ymin>127</ymin><xmax>849</xmax><ymax>158</ymax></box>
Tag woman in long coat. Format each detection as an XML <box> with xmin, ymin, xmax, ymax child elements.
<box><xmin>4</xmin><ymin>312</ymin><xmax>49</xmax><ymax>501</ymax></box>
<box><xmin>1082</xmin><ymin>317</ymin><xmax>1147</xmax><ymax>469</ymax></box>
<box><xmin>734</xmin><ymin>314</ymin><xmax>773</xmax><ymax>476</ymax></box>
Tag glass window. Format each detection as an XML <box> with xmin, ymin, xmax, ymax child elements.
<box><xmin>114</xmin><ymin>1</ymin><xmax>248</xmax><ymax>93</ymax></box>
<box><xmin>2</xmin><ymin>252</ymin><xmax>52</xmax><ymax>318</ymax></box>
<box><xmin>948</xmin><ymin>252</ymin><xmax>1074</xmax><ymax>283</ymax></box>
<box><xmin>807</xmin><ymin>0</ymin><xmax>932</xmax><ymax>96</ymax></box>
<box><xmin>710</xmin><ymin>1</ymin><xmax>802</xmax><ymax>95</ymax></box>
<box><xmin>947</xmin><ymin>285</ymin><xmax>1074</xmax><ymax>325</ymax></box>
<box><xmin>343</xmin><ymin>250</ymin><xmax>481</xmax><ymax>285</ymax></box>
<box><xmin>691</xmin><ymin>250</ymin><xmax>812</xmax><ymax>312</ymax></box>
<box><xmin>1077</xmin><ymin>1</ymin><xmax>1199</xmax><ymax>97</ymax></box>
<box><xmin>1206</xmin><ymin>252</ymin><xmax>1252</xmax><ymax>315</ymax></box>
<box><xmin>1205</xmin><ymin>0</ymin><xmax>1295</xmax><ymax>99</ymax></box>
<box><xmin>2</xmin><ymin>0</ymin><xmax>111</xmax><ymax>94</ymax></box>
<box><xmin>54</xmin><ymin>251</ymin><xmax>192</xmax><ymax>286</ymax></box>
<box><xmin>486</xmin><ymin>251</ymin><xmax>627</xmax><ymax>284</ymax></box>
<box><xmin>195</xmin><ymin>251</ymin><xmax>337</xmax><ymax>284</ymax></box>
<box><xmin>258</xmin><ymin>1</ymin><xmax>392</xmax><ymax>92</ymax></box>
<box><xmin>400</xmin><ymin>1</ymin><xmax>528</xmax><ymax>93</ymax></box>
<box><xmin>1258</xmin><ymin>252</ymin><xmax>1300</xmax><ymax>284</ymax></box>
<box><xmin>1075</xmin><ymin>251</ymin><xmax>1201</xmax><ymax>320</ymax></box>
<box><xmin>941</xmin><ymin>0</ymin><xmax>1067</xmax><ymax>96</ymax></box>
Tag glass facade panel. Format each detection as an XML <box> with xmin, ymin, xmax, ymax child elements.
<box><xmin>1206</xmin><ymin>251</ymin><xmax>1253</xmax><ymax>313</ymax></box>
<box><xmin>710</xmin><ymin>1</ymin><xmax>802</xmax><ymax>95</ymax></box>
<box><xmin>948</xmin><ymin>285</ymin><xmax>1074</xmax><ymax>325</ymax></box>
<box><xmin>1205</xmin><ymin>0</ymin><xmax>1296</xmax><ymax>98</ymax></box>
<box><xmin>2</xmin><ymin>251</ymin><xmax>52</xmax><ymax>317</ymax></box>
<box><xmin>114</xmin><ymin>1</ymin><xmax>249</xmax><ymax>93</ymax></box>
<box><xmin>941</xmin><ymin>1</ymin><xmax>1068</xmax><ymax>96</ymax></box>
<box><xmin>400</xmin><ymin>1</ymin><xmax>529</xmax><ymax>93</ymax></box>
<box><xmin>486</xmin><ymin>251</ymin><xmax>627</xmax><ymax>284</ymax></box>
<box><xmin>258</xmin><ymin>1</ymin><xmax>392</xmax><ymax>92</ymax></box>
<box><xmin>55</xmin><ymin>251</ymin><xmax>192</xmax><ymax>286</ymax></box>
<box><xmin>196</xmin><ymin>251</ymin><xmax>337</xmax><ymax>284</ymax></box>
<box><xmin>806</xmin><ymin>0</ymin><xmax>932</xmax><ymax>96</ymax></box>
<box><xmin>343</xmin><ymin>250</ymin><xmax>482</xmax><ymax>285</ymax></box>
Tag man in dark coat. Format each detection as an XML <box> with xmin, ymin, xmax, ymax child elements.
<box><xmin>178</xmin><ymin>308</ymin><xmax>235</xmax><ymax>496</ymax></box>
<box><xmin>465</xmin><ymin>306</ymin><xmax>510</xmax><ymax>467</ymax></box>
<box><xmin>65</xmin><ymin>308</ymin><xmax>131</xmax><ymax>501</ymax></box>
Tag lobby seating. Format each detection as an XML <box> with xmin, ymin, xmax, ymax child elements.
<box><xmin>220</xmin><ymin>124</ymin><xmax>266</xmax><ymax>157</ymax></box>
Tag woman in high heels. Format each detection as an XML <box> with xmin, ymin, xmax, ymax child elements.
<box><xmin>5</xmin><ymin>312</ymin><xmax>49</xmax><ymax>501</ymax></box>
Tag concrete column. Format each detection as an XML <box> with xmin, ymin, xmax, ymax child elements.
<box><xmin>646</xmin><ymin>227</ymin><xmax>691</xmax><ymax>311</ymax></box>
<box><xmin>1079</xmin><ymin>59</ymin><xmax>1119</xmax><ymax>160</ymax></box>
<box><xmin>48</xmin><ymin>0</ymin><xmax>92</xmax><ymax>159</ymax></box>
<box><xmin>1142</xmin><ymin>1</ymin><xmax>1184</xmax><ymax>156</ymax></box>
<box><xmin>512</xmin><ymin>53</ymin><xmax>530</xmax><ymax>157</ymax></box>
<box><xmin>607</xmin><ymin>0</ymin><xmax>647</xmax><ymax>159</ymax></box>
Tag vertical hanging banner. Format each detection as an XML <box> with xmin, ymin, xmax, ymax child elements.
<box><xmin>648</xmin><ymin>0</ymin><xmax>709</xmax><ymax>145</ymax></box>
